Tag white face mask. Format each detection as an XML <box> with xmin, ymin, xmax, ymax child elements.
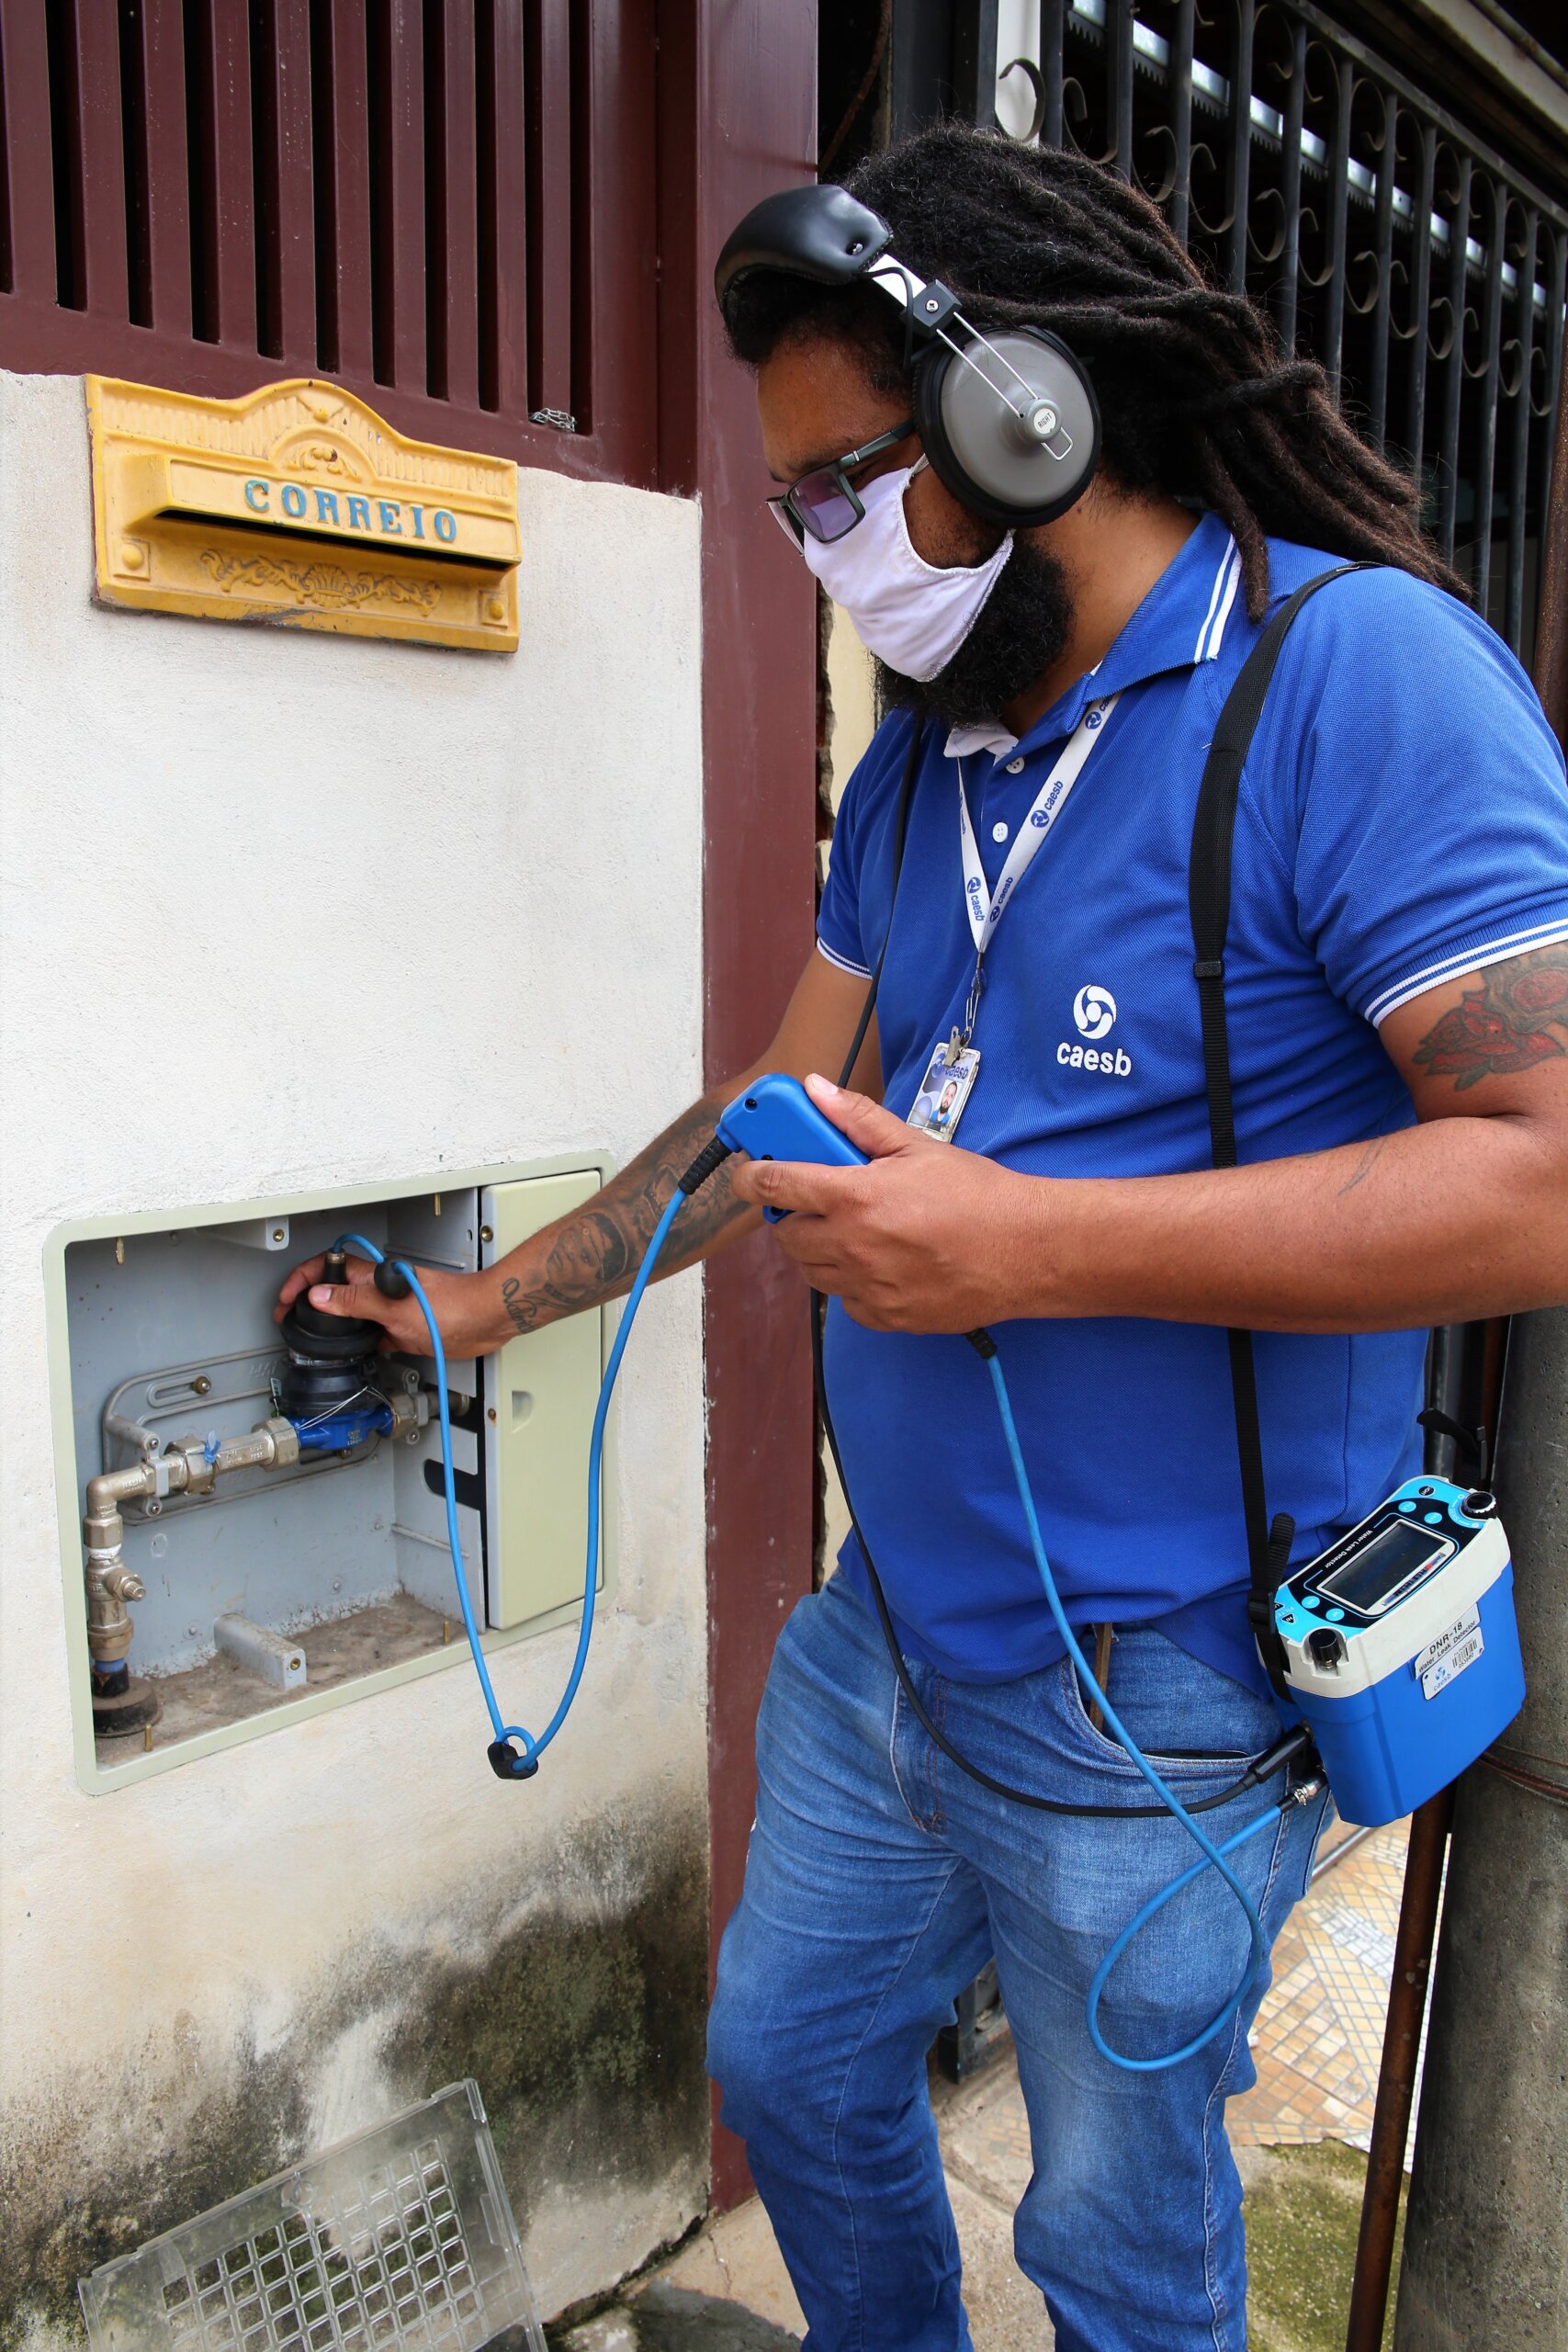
<box><xmin>799</xmin><ymin>464</ymin><xmax>1013</xmax><ymax>682</ymax></box>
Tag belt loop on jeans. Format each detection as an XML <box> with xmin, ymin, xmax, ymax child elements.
<box><xmin>1087</xmin><ymin>1623</ymin><xmax>1116</xmax><ymax>1733</ymax></box>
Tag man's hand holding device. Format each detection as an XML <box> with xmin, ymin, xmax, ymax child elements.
<box><xmin>728</xmin><ymin>1073</ymin><xmax>1028</xmax><ymax>1334</ymax></box>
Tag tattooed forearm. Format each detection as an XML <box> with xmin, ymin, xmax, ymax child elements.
<box><xmin>1413</xmin><ymin>944</ymin><xmax>1568</xmax><ymax>1092</ymax></box>
<box><xmin>496</xmin><ymin>1091</ymin><xmax>750</xmax><ymax>1337</ymax></box>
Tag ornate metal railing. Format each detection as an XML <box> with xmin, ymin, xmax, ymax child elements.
<box><xmin>892</xmin><ymin>0</ymin><xmax>1567</xmax><ymax>666</ymax></box>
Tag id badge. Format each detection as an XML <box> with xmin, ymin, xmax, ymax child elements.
<box><xmin>907</xmin><ymin>1038</ymin><xmax>981</xmax><ymax>1143</ymax></box>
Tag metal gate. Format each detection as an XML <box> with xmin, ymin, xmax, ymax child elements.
<box><xmin>889</xmin><ymin>0</ymin><xmax>1567</xmax><ymax>668</ymax></box>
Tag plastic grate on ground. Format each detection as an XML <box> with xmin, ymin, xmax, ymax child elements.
<box><xmin>154</xmin><ymin>2145</ymin><xmax>480</xmax><ymax>2352</ymax></box>
<box><xmin>80</xmin><ymin>2082</ymin><xmax>544</xmax><ymax>2352</ymax></box>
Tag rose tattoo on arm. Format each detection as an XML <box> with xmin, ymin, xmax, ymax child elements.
<box><xmin>1413</xmin><ymin>944</ymin><xmax>1568</xmax><ymax>1091</ymax></box>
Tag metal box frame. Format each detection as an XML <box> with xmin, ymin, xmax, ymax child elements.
<box><xmin>45</xmin><ymin>1153</ymin><xmax>617</xmax><ymax>1795</ymax></box>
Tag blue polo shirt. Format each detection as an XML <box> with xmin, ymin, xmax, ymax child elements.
<box><xmin>817</xmin><ymin>513</ymin><xmax>1568</xmax><ymax>1698</ymax></box>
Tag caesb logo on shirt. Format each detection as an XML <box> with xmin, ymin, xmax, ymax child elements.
<box><xmin>1059</xmin><ymin>983</ymin><xmax>1133</xmax><ymax>1076</ymax></box>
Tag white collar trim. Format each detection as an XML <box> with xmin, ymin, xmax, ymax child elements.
<box><xmin>1193</xmin><ymin>535</ymin><xmax>1242</xmax><ymax>662</ymax></box>
<box><xmin>943</xmin><ymin>719</ymin><xmax>1019</xmax><ymax>762</ymax></box>
<box><xmin>942</xmin><ymin>662</ymin><xmax>1107</xmax><ymax>766</ymax></box>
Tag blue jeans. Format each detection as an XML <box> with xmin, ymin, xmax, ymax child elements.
<box><xmin>707</xmin><ymin>1575</ymin><xmax>1330</xmax><ymax>2352</ymax></box>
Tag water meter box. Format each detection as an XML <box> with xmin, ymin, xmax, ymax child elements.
<box><xmin>1271</xmin><ymin>1476</ymin><xmax>1525</xmax><ymax>1826</ymax></box>
<box><xmin>46</xmin><ymin>1158</ymin><xmax>613</xmax><ymax>1792</ymax></box>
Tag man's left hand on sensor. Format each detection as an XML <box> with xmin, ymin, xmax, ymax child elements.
<box><xmin>732</xmin><ymin>1074</ymin><xmax>1032</xmax><ymax>1332</ymax></box>
<box><xmin>273</xmin><ymin>1255</ymin><xmax>504</xmax><ymax>1360</ymax></box>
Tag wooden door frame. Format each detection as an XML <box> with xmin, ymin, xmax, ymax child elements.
<box><xmin>657</xmin><ymin>0</ymin><xmax>821</xmax><ymax>2209</ymax></box>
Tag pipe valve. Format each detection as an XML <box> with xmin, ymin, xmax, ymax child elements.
<box><xmin>83</xmin><ymin>1417</ymin><xmax>302</xmax><ymax>1738</ymax></box>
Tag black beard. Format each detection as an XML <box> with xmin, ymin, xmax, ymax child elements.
<box><xmin>876</xmin><ymin>537</ymin><xmax>1075</xmax><ymax>730</ymax></box>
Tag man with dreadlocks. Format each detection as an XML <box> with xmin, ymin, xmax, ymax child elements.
<box><xmin>279</xmin><ymin>123</ymin><xmax>1568</xmax><ymax>2351</ymax></box>
<box><xmin>701</xmin><ymin>125</ymin><xmax>1568</xmax><ymax>2352</ymax></box>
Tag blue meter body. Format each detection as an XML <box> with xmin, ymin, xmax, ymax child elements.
<box><xmin>1271</xmin><ymin>1477</ymin><xmax>1523</xmax><ymax>1826</ymax></box>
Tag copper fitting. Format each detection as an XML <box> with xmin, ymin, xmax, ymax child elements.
<box><xmin>80</xmin><ymin>1419</ymin><xmax>301</xmax><ymax>1670</ymax></box>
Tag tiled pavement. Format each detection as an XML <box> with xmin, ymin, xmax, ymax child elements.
<box><xmin>1230</xmin><ymin>1815</ymin><xmax>1420</xmax><ymax>2154</ymax></box>
<box><xmin>558</xmin><ymin>1813</ymin><xmax>1421</xmax><ymax>2349</ymax></box>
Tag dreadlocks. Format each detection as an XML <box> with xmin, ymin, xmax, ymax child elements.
<box><xmin>720</xmin><ymin>122</ymin><xmax>1463</xmax><ymax>620</ymax></box>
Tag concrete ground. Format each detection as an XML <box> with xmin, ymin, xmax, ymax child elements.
<box><xmin>552</xmin><ymin>1821</ymin><xmax>1415</xmax><ymax>2352</ymax></box>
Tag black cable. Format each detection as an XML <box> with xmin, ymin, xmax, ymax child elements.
<box><xmin>679</xmin><ymin>1135</ymin><xmax>734</xmax><ymax>1194</ymax></box>
<box><xmin>812</xmin><ymin>714</ymin><xmax>1311</xmax><ymax>1817</ymax></box>
<box><xmin>836</xmin><ymin>714</ymin><xmax>925</xmax><ymax>1088</ymax></box>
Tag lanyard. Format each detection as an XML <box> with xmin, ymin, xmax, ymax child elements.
<box><xmin>954</xmin><ymin>692</ymin><xmax>1120</xmax><ymax>1041</ymax></box>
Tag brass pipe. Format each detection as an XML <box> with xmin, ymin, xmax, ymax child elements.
<box><xmin>82</xmin><ymin>1419</ymin><xmax>299</xmax><ymax>1675</ymax></box>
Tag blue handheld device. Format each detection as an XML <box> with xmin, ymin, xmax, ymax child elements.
<box><xmin>716</xmin><ymin>1072</ymin><xmax>869</xmax><ymax>1218</ymax></box>
<box><xmin>1271</xmin><ymin>1477</ymin><xmax>1522</xmax><ymax>1826</ymax></box>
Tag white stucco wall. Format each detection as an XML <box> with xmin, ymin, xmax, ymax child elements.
<box><xmin>0</xmin><ymin>372</ymin><xmax>708</xmax><ymax>2333</ymax></box>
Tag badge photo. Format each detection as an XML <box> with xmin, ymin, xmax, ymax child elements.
<box><xmin>907</xmin><ymin>1042</ymin><xmax>981</xmax><ymax>1142</ymax></box>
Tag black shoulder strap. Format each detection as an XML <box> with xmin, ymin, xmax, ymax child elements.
<box><xmin>1189</xmin><ymin>564</ymin><xmax>1366</xmax><ymax>1697</ymax></box>
<box><xmin>837</xmin><ymin>714</ymin><xmax>926</xmax><ymax>1088</ymax></box>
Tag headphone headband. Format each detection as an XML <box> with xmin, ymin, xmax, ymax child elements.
<box><xmin>716</xmin><ymin>186</ymin><xmax>966</xmax><ymax>341</ymax></box>
<box><xmin>714</xmin><ymin>186</ymin><xmax>894</xmax><ymax>307</ymax></box>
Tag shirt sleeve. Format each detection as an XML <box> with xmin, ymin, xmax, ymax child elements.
<box><xmin>1249</xmin><ymin>569</ymin><xmax>1568</xmax><ymax>1026</ymax></box>
<box><xmin>816</xmin><ymin>718</ymin><xmax>914</xmax><ymax>980</ymax></box>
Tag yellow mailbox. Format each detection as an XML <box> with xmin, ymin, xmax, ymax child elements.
<box><xmin>86</xmin><ymin>377</ymin><xmax>520</xmax><ymax>652</ymax></box>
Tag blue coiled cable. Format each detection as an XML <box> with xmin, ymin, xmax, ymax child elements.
<box><xmin>978</xmin><ymin>1337</ymin><xmax>1279</xmax><ymax>2072</ymax></box>
<box><xmin>337</xmin><ymin>1192</ymin><xmax>685</xmax><ymax>1781</ymax></box>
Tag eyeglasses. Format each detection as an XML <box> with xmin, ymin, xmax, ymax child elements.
<box><xmin>767</xmin><ymin>418</ymin><xmax>918</xmax><ymax>548</ymax></box>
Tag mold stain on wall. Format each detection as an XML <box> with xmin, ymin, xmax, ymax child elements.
<box><xmin>0</xmin><ymin>1807</ymin><xmax>709</xmax><ymax>2349</ymax></box>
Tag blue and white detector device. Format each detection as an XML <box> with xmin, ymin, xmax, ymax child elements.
<box><xmin>1271</xmin><ymin>1476</ymin><xmax>1523</xmax><ymax>1827</ymax></box>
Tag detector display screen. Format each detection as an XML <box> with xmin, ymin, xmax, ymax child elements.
<box><xmin>1317</xmin><ymin>1519</ymin><xmax>1452</xmax><ymax>1616</ymax></box>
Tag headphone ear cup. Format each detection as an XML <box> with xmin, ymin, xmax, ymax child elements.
<box><xmin>913</xmin><ymin>326</ymin><xmax>1100</xmax><ymax>529</ymax></box>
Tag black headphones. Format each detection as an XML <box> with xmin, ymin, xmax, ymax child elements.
<box><xmin>714</xmin><ymin>183</ymin><xmax>1099</xmax><ymax>531</ymax></box>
